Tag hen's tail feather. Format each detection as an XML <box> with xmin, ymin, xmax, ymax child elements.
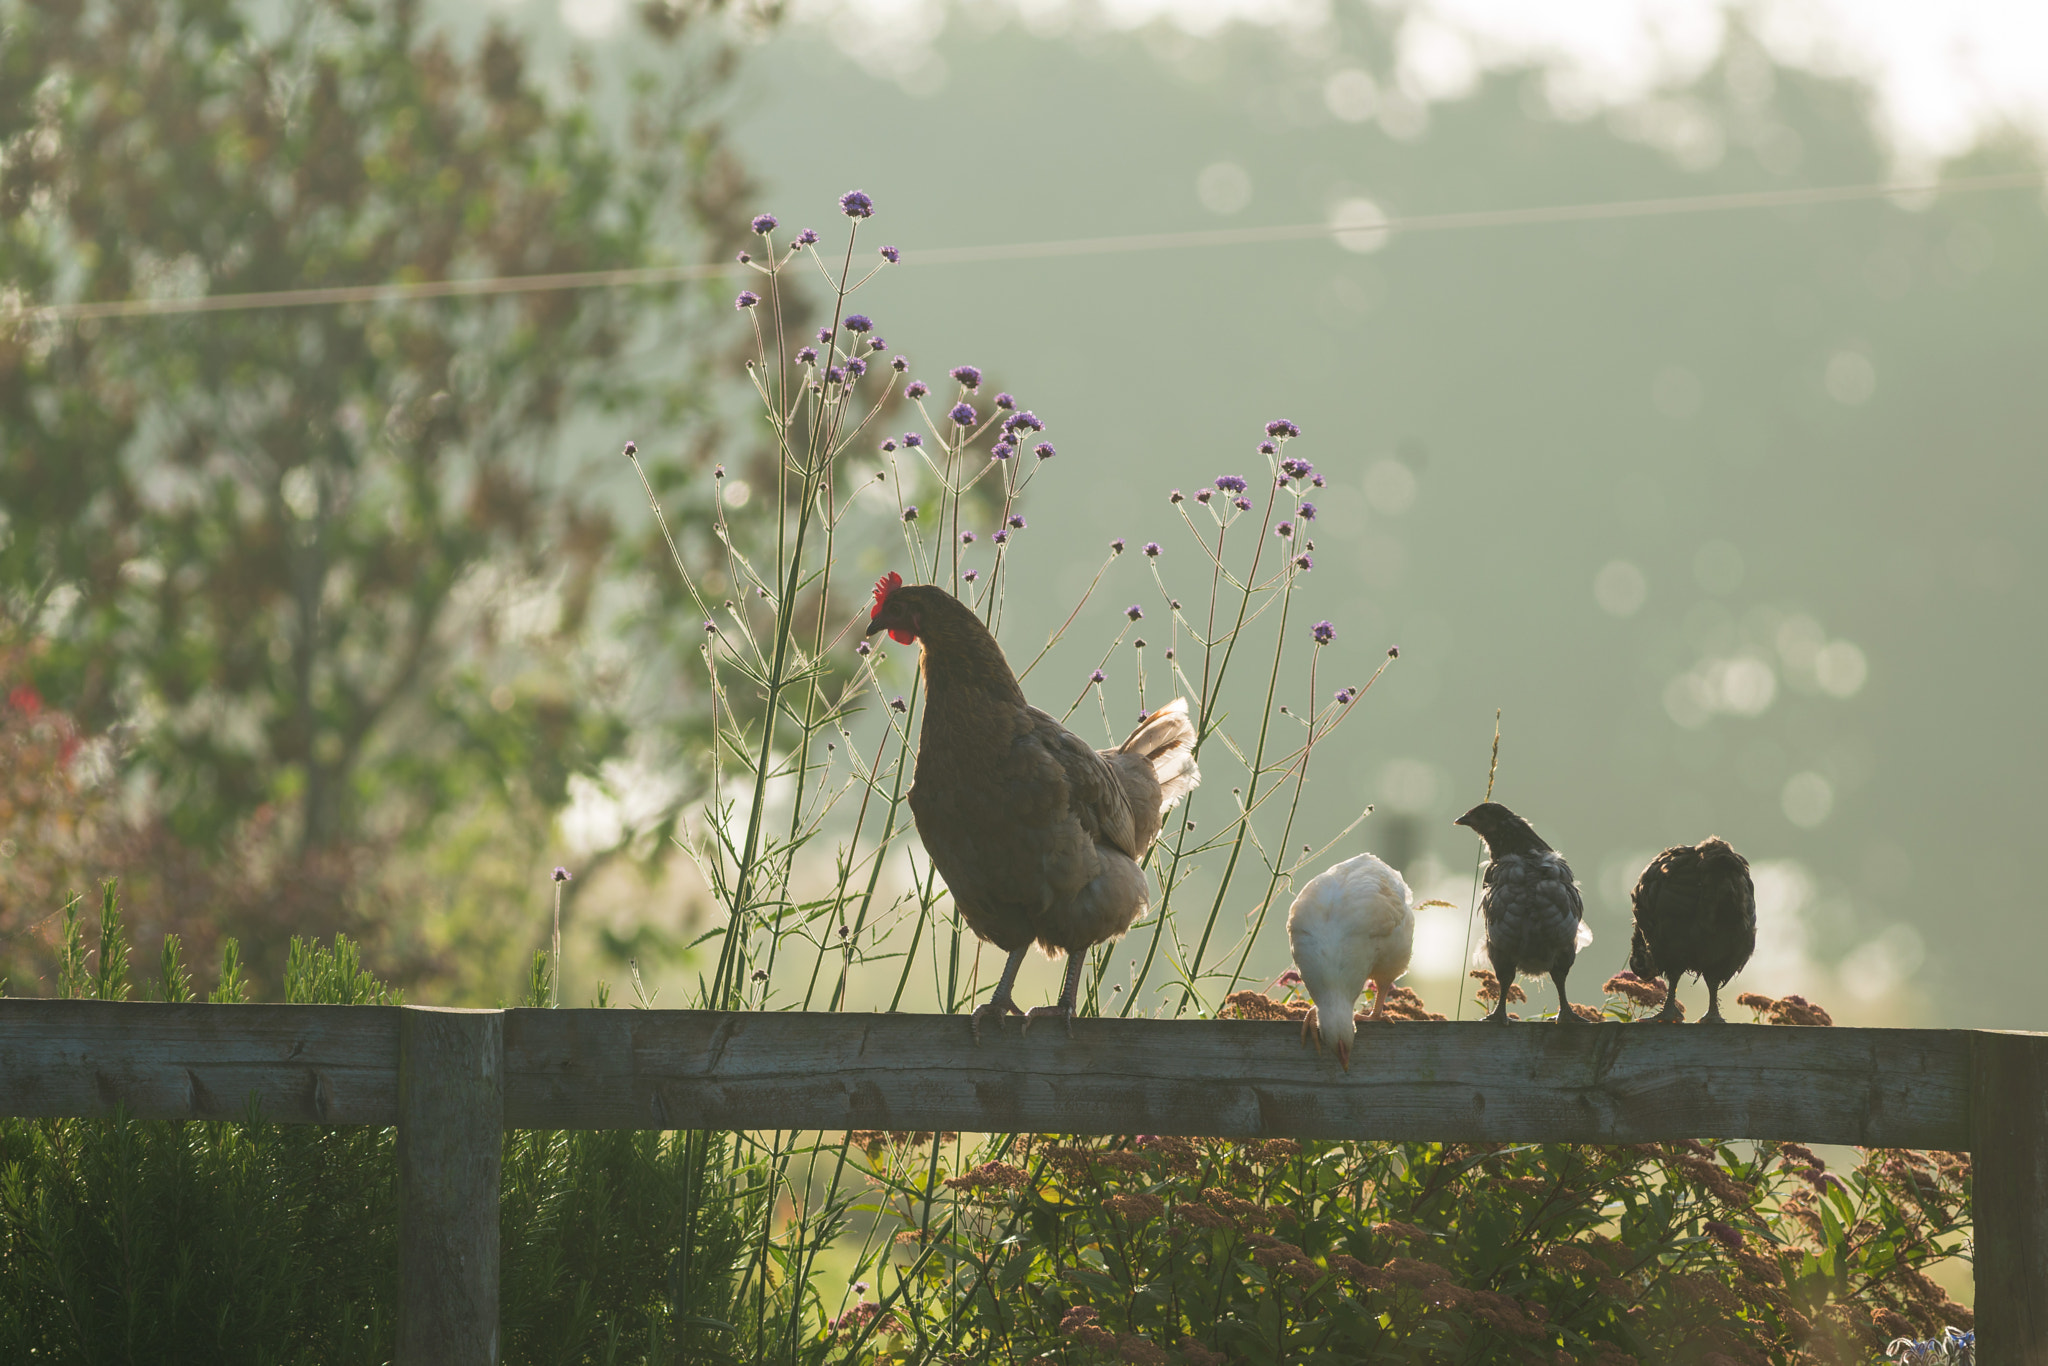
<box><xmin>1121</xmin><ymin>697</ymin><xmax>1201</xmax><ymax>810</ymax></box>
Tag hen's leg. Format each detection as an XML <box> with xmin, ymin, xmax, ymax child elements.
<box><xmin>1022</xmin><ymin>952</ymin><xmax>1088</xmax><ymax>1037</ymax></box>
<box><xmin>1701</xmin><ymin>978</ymin><xmax>1727</xmax><ymax>1025</ymax></box>
<box><xmin>1551</xmin><ymin>962</ymin><xmax>1582</xmax><ymax>1023</ymax></box>
<box><xmin>1653</xmin><ymin>972</ymin><xmax>1683</xmax><ymax>1023</ymax></box>
<box><xmin>1300</xmin><ymin>1005</ymin><xmax>1321</xmax><ymax>1050</ymax></box>
<box><xmin>970</xmin><ymin>948</ymin><xmax>1028</xmax><ymax>1042</ymax></box>
<box><xmin>1483</xmin><ymin>953</ymin><xmax>1515</xmax><ymax>1025</ymax></box>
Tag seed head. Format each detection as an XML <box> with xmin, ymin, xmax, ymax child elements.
<box><xmin>839</xmin><ymin>190</ymin><xmax>874</xmax><ymax>218</ymax></box>
<box><xmin>1387</xmin><ymin>645</ymin><xmax>1399</xmax><ymax>658</ymax></box>
<box><xmin>750</xmin><ymin>213</ymin><xmax>778</xmax><ymax>234</ymax></box>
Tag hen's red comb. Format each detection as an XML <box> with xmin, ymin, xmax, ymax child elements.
<box><xmin>870</xmin><ymin>570</ymin><xmax>903</xmax><ymax>617</ymax></box>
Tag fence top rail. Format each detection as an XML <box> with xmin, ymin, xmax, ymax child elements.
<box><xmin>0</xmin><ymin>999</ymin><xmax>1984</xmax><ymax>1148</ymax></box>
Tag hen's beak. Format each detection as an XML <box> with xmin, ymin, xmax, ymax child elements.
<box><xmin>863</xmin><ymin>617</ymin><xmax>887</xmax><ymax>637</ymax></box>
<box><xmin>1336</xmin><ymin>1040</ymin><xmax>1351</xmax><ymax>1072</ymax></box>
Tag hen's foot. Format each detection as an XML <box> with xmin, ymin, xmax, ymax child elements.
<box><xmin>1554</xmin><ymin>1004</ymin><xmax>1584</xmax><ymax>1023</ymax></box>
<box><xmin>1020</xmin><ymin>1003</ymin><xmax>1075</xmax><ymax>1037</ymax></box>
<box><xmin>1652</xmin><ymin>1000</ymin><xmax>1683</xmax><ymax>1023</ymax></box>
<box><xmin>1699</xmin><ymin>1005</ymin><xmax>1728</xmax><ymax>1024</ymax></box>
<box><xmin>970</xmin><ymin>999</ymin><xmax>1021</xmax><ymax>1042</ymax></box>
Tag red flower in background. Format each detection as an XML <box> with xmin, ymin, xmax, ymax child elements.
<box><xmin>9</xmin><ymin>685</ymin><xmax>42</xmax><ymax>716</ymax></box>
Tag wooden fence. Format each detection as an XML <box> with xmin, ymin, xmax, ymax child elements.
<box><xmin>1</xmin><ymin>1000</ymin><xmax>2041</xmax><ymax>1364</ymax></box>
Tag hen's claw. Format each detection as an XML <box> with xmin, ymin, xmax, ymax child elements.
<box><xmin>1020</xmin><ymin>1004</ymin><xmax>1074</xmax><ymax>1037</ymax></box>
<box><xmin>970</xmin><ymin>998</ymin><xmax>1021</xmax><ymax>1042</ymax></box>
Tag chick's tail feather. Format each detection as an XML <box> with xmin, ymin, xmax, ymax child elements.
<box><xmin>1123</xmin><ymin>697</ymin><xmax>1200</xmax><ymax>810</ymax></box>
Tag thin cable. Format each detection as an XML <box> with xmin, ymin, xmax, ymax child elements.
<box><xmin>20</xmin><ymin>169</ymin><xmax>2043</xmax><ymax>323</ymax></box>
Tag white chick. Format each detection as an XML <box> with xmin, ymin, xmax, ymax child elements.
<box><xmin>1285</xmin><ymin>852</ymin><xmax>1416</xmax><ymax>1070</ymax></box>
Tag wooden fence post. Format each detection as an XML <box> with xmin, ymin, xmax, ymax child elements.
<box><xmin>1972</xmin><ymin>1029</ymin><xmax>2048</xmax><ymax>1366</ymax></box>
<box><xmin>397</xmin><ymin>1006</ymin><xmax>504</xmax><ymax>1366</ymax></box>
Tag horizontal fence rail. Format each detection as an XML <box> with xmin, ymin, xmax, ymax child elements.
<box><xmin>1</xmin><ymin>1000</ymin><xmax>2042</xmax><ymax>1363</ymax></box>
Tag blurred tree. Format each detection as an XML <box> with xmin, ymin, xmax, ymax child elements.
<box><xmin>0</xmin><ymin>0</ymin><xmax>754</xmax><ymax>991</ymax></box>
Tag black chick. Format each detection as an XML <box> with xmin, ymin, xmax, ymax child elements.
<box><xmin>1454</xmin><ymin>802</ymin><xmax>1591</xmax><ymax>1025</ymax></box>
<box><xmin>1627</xmin><ymin>837</ymin><xmax>1756</xmax><ymax>1024</ymax></box>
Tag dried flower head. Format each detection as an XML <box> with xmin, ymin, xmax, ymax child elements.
<box><xmin>622</xmin><ymin>441</ymin><xmax>638</xmax><ymax>457</ymax></box>
<box><xmin>1387</xmin><ymin>645</ymin><xmax>1399</xmax><ymax>658</ymax></box>
<box><xmin>734</xmin><ymin>290</ymin><xmax>760</xmax><ymax>310</ymax></box>
<box><xmin>1233</xmin><ymin>497</ymin><xmax>1252</xmax><ymax>511</ymax></box>
<box><xmin>735</xmin><ymin>250</ymin><xmax>750</xmax><ymax>264</ymax></box>
<box><xmin>702</xmin><ymin>619</ymin><xmax>717</xmax><ymax>635</ymax></box>
<box><xmin>844</xmin><ymin>314</ymin><xmax>873</xmax><ymax>333</ymax></box>
<box><xmin>1169</xmin><ymin>489</ymin><xmax>1184</xmax><ymax>504</ymax></box>
<box><xmin>1195</xmin><ymin>489</ymin><xmax>1213</xmax><ymax>504</ymax></box>
<box><xmin>950</xmin><ymin>364</ymin><xmax>982</xmax><ymax>389</ymax></box>
<box><xmin>1312</xmin><ymin>621</ymin><xmax>1335</xmax><ymax>645</ymax></box>
<box><xmin>839</xmin><ymin>190</ymin><xmax>874</xmax><ymax>218</ymax></box>
<box><xmin>750</xmin><ymin>213</ymin><xmax>778</xmax><ymax>234</ymax></box>
<box><xmin>855</xmin><ymin>640</ymin><xmax>871</xmax><ymax>656</ymax></box>
<box><xmin>890</xmin><ymin>696</ymin><xmax>907</xmax><ymax>712</ymax></box>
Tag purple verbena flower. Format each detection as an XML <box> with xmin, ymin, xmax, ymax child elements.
<box><xmin>797</xmin><ymin>228</ymin><xmax>819</xmax><ymax>246</ymax></box>
<box><xmin>840</xmin><ymin>190</ymin><xmax>874</xmax><ymax>218</ymax></box>
<box><xmin>736</xmin><ymin>251</ymin><xmax>751</xmax><ymax>264</ymax></box>
<box><xmin>816</xmin><ymin>326</ymin><xmax>833</xmax><ymax>344</ymax></box>
<box><xmin>964</xmin><ymin>568</ymin><xmax>979</xmax><ymax>582</ymax></box>
<box><xmin>1278</xmin><ymin>968</ymin><xmax>1302</xmax><ymax>986</ymax></box>
<box><xmin>844</xmin><ymin>314</ymin><xmax>873</xmax><ymax>333</ymax></box>
<box><xmin>950</xmin><ymin>365</ymin><xmax>981</xmax><ymax>389</ymax></box>
<box><xmin>824</xmin><ymin>367</ymin><xmax>844</xmax><ymax>384</ymax></box>
<box><xmin>905</xmin><ymin>380</ymin><xmax>929</xmax><ymax>399</ymax></box>
<box><xmin>1143</xmin><ymin>541</ymin><xmax>1160</xmax><ymax>557</ymax></box>
<box><xmin>1266</xmin><ymin>418</ymin><xmax>1301</xmax><ymax>439</ymax></box>
<box><xmin>702</xmin><ymin>620</ymin><xmax>716</xmax><ymax>634</ymax></box>
<box><xmin>1007</xmin><ymin>514</ymin><xmax>1026</xmax><ymax>529</ymax></box>
<box><xmin>554</xmin><ymin>866</ymin><xmax>573</xmax><ymax>882</ymax></box>
<box><xmin>856</xmin><ymin>640</ymin><xmax>871</xmax><ymax>656</ymax></box>
<box><xmin>1110</xmin><ymin>538</ymin><xmax>1125</xmax><ymax>554</ymax></box>
<box><xmin>890</xmin><ymin>696</ymin><xmax>907</xmax><ymax>712</ymax></box>
<box><xmin>1312</xmin><ymin>621</ymin><xmax>1335</xmax><ymax>645</ymax></box>
<box><xmin>1125</xmin><ymin>604</ymin><xmax>1143</xmax><ymax>621</ymax></box>
<box><xmin>991</xmin><ymin>441</ymin><xmax>1015</xmax><ymax>460</ymax></box>
<box><xmin>1090</xmin><ymin>669</ymin><xmax>1106</xmax><ymax>684</ymax></box>
<box><xmin>735</xmin><ymin>290</ymin><xmax>760</xmax><ymax>309</ymax></box>
<box><xmin>902</xmin><ymin>433</ymin><xmax>922</xmax><ymax>448</ymax></box>
<box><xmin>1004</xmin><ymin>410</ymin><xmax>1044</xmax><ymax>434</ymax></box>
<box><xmin>844</xmin><ymin>357</ymin><xmax>867</xmax><ymax>377</ymax></box>
<box><xmin>796</xmin><ymin>345</ymin><xmax>818</xmax><ymax>365</ymax></box>
<box><xmin>1215</xmin><ymin>475</ymin><xmax>1248</xmax><ymax>493</ymax></box>
<box><xmin>750</xmin><ymin>213</ymin><xmax>778</xmax><ymax>234</ymax></box>
<box><xmin>992</xmin><ymin>529</ymin><xmax>1008</xmax><ymax>545</ymax></box>
<box><xmin>1233</xmin><ymin>497</ymin><xmax>1252</xmax><ymax>511</ymax></box>
<box><xmin>891</xmin><ymin>354</ymin><xmax>909</xmax><ymax>372</ymax></box>
<box><xmin>1293</xmin><ymin>553</ymin><xmax>1313</xmax><ymax>570</ymax></box>
<box><xmin>880</xmin><ymin>439</ymin><xmax>896</xmax><ymax>452</ymax></box>
<box><xmin>1335</xmin><ymin>687</ymin><xmax>1353</xmax><ymax>704</ymax></box>
<box><xmin>902</xmin><ymin>506</ymin><xmax>918</xmax><ymax>522</ymax></box>
<box><xmin>868</xmin><ymin>336</ymin><xmax>886</xmax><ymax>351</ymax></box>
<box><xmin>949</xmin><ymin>402</ymin><xmax>977</xmax><ymax>426</ymax></box>
<box><xmin>879</xmin><ymin>244</ymin><xmax>900</xmax><ymax>263</ymax></box>
<box><xmin>1311</xmin><ymin>474</ymin><xmax>1325</xmax><ymax>487</ymax></box>
<box><xmin>1298</xmin><ymin>501</ymin><xmax>1317</xmax><ymax>520</ymax></box>
<box><xmin>1257</xmin><ymin>440</ymin><xmax>1277</xmax><ymax>456</ymax></box>
<box><xmin>994</xmin><ymin>392</ymin><xmax>1015</xmax><ymax>410</ymax></box>
<box><xmin>1276</xmin><ymin>521</ymin><xmax>1294</xmax><ymax>538</ymax></box>
<box><xmin>1280</xmin><ymin>457</ymin><xmax>1313</xmax><ymax>480</ymax></box>
<box><xmin>1169</xmin><ymin>489</ymin><xmax>1184</xmax><ymax>504</ymax></box>
<box><xmin>1388</xmin><ymin>645</ymin><xmax>1400</xmax><ymax>658</ymax></box>
<box><xmin>1195</xmin><ymin>489</ymin><xmax>1213</xmax><ymax>504</ymax></box>
<box><xmin>960</xmin><ymin>531</ymin><xmax>976</xmax><ymax>544</ymax></box>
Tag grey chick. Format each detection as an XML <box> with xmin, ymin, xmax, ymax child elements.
<box><xmin>1454</xmin><ymin>801</ymin><xmax>1592</xmax><ymax>1024</ymax></box>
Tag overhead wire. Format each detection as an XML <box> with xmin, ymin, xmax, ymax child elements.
<box><xmin>19</xmin><ymin>169</ymin><xmax>2044</xmax><ymax>324</ymax></box>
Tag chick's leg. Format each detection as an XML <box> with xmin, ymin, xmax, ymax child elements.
<box><xmin>970</xmin><ymin>947</ymin><xmax>1028</xmax><ymax>1042</ymax></box>
<box><xmin>1022</xmin><ymin>952</ymin><xmax>1088</xmax><ymax>1038</ymax></box>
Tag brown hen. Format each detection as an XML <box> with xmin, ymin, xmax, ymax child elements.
<box><xmin>866</xmin><ymin>573</ymin><xmax>1199</xmax><ymax>1037</ymax></box>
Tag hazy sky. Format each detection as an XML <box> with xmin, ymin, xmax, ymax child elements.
<box><xmin>651</xmin><ymin>0</ymin><xmax>2048</xmax><ymax>165</ymax></box>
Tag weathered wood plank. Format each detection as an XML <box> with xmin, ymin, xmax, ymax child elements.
<box><xmin>397</xmin><ymin>1007</ymin><xmax>503</xmax><ymax>1366</ymax></box>
<box><xmin>1971</xmin><ymin>1030</ymin><xmax>2048</xmax><ymax>1366</ymax></box>
<box><xmin>501</xmin><ymin>1011</ymin><xmax>1973</xmax><ymax>1148</ymax></box>
<box><xmin>0</xmin><ymin>999</ymin><xmax>399</xmax><ymax>1124</ymax></box>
